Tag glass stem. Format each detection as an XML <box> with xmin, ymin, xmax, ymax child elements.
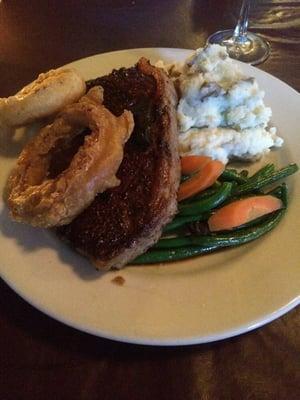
<box><xmin>233</xmin><ymin>0</ymin><xmax>251</xmax><ymax>43</ymax></box>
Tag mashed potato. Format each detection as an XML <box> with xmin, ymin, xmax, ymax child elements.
<box><xmin>179</xmin><ymin>126</ymin><xmax>282</xmax><ymax>165</ymax></box>
<box><xmin>159</xmin><ymin>44</ymin><xmax>283</xmax><ymax>164</ymax></box>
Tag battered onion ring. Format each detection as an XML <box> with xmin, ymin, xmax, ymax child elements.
<box><xmin>7</xmin><ymin>86</ymin><xmax>134</xmax><ymax>227</ymax></box>
<box><xmin>0</xmin><ymin>68</ymin><xmax>86</xmax><ymax>127</ymax></box>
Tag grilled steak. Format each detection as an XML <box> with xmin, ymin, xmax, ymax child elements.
<box><xmin>57</xmin><ymin>58</ymin><xmax>180</xmax><ymax>269</ymax></box>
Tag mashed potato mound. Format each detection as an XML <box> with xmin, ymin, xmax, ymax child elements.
<box><xmin>158</xmin><ymin>44</ymin><xmax>283</xmax><ymax>164</ymax></box>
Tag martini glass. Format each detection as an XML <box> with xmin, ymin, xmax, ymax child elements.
<box><xmin>207</xmin><ymin>0</ymin><xmax>270</xmax><ymax>65</ymax></box>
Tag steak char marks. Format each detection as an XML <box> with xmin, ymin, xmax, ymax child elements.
<box><xmin>57</xmin><ymin>58</ymin><xmax>180</xmax><ymax>269</ymax></box>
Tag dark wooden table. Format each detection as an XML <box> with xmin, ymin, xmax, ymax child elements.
<box><xmin>0</xmin><ymin>1</ymin><xmax>299</xmax><ymax>399</ymax></box>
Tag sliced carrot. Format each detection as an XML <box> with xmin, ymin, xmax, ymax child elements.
<box><xmin>181</xmin><ymin>155</ymin><xmax>212</xmax><ymax>175</ymax></box>
<box><xmin>178</xmin><ymin>160</ymin><xmax>225</xmax><ymax>201</ymax></box>
<box><xmin>208</xmin><ymin>195</ymin><xmax>283</xmax><ymax>232</ymax></box>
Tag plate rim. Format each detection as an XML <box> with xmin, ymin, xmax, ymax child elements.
<box><xmin>1</xmin><ymin>47</ymin><xmax>299</xmax><ymax>346</ymax></box>
<box><xmin>2</xmin><ymin>270</ymin><xmax>299</xmax><ymax>346</ymax></box>
<box><xmin>65</xmin><ymin>47</ymin><xmax>300</xmax><ymax>96</ymax></box>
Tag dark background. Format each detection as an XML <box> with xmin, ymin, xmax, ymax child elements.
<box><xmin>0</xmin><ymin>1</ymin><xmax>299</xmax><ymax>399</ymax></box>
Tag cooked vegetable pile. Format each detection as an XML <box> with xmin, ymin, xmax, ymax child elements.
<box><xmin>133</xmin><ymin>156</ymin><xmax>298</xmax><ymax>264</ymax></box>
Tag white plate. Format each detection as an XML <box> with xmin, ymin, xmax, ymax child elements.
<box><xmin>0</xmin><ymin>48</ymin><xmax>299</xmax><ymax>346</ymax></box>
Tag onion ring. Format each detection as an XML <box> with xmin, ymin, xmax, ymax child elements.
<box><xmin>7</xmin><ymin>86</ymin><xmax>134</xmax><ymax>227</ymax></box>
<box><xmin>0</xmin><ymin>68</ymin><xmax>86</xmax><ymax>127</ymax></box>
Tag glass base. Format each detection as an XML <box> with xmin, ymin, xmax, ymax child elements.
<box><xmin>207</xmin><ymin>29</ymin><xmax>270</xmax><ymax>65</ymax></box>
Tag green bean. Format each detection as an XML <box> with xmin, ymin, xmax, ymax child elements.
<box><xmin>154</xmin><ymin>236</ymin><xmax>197</xmax><ymax>248</ymax></box>
<box><xmin>218</xmin><ymin>182</ymin><xmax>287</xmax><ymax>209</ymax></box>
<box><xmin>266</xmin><ymin>183</ymin><xmax>288</xmax><ymax>207</ymax></box>
<box><xmin>266</xmin><ymin>184</ymin><xmax>284</xmax><ymax>198</ymax></box>
<box><xmin>163</xmin><ymin>213</ymin><xmax>210</xmax><ymax>233</ymax></box>
<box><xmin>234</xmin><ymin>164</ymin><xmax>298</xmax><ymax>196</ymax></box>
<box><xmin>221</xmin><ymin>210</ymin><xmax>281</xmax><ymax>231</ymax></box>
<box><xmin>131</xmin><ymin>209</ymin><xmax>285</xmax><ymax>264</ymax></box>
<box><xmin>280</xmin><ymin>183</ymin><xmax>288</xmax><ymax>207</ymax></box>
<box><xmin>219</xmin><ymin>164</ymin><xmax>275</xmax><ymax>185</ymax></box>
<box><xmin>131</xmin><ymin>244</ymin><xmax>220</xmax><ymax>264</ymax></box>
<box><xmin>220</xmin><ymin>169</ymin><xmax>247</xmax><ymax>184</ymax></box>
<box><xmin>180</xmin><ymin>181</ymin><xmax>222</xmax><ymax>204</ymax></box>
<box><xmin>179</xmin><ymin>182</ymin><xmax>233</xmax><ymax>216</ymax></box>
<box><xmin>133</xmin><ymin>210</ymin><xmax>285</xmax><ymax>263</ymax></box>
<box><xmin>230</xmin><ymin>163</ymin><xmax>276</xmax><ymax>196</ymax></box>
<box><xmin>155</xmin><ymin>210</ymin><xmax>284</xmax><ymax>249</ymax></box>
<box><xmin>248</xmin><ymin>163</ymin><xmax>275</xmax><ymax>181</ymax></box>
